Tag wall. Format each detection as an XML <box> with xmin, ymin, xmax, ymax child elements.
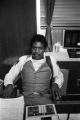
<box><xmin>0</xmin><ymin>0</ymin><xmax>36</xmax><ymax>79</ymax></box>
<box><xmin>0</xmin><ymin>0</ymin><xmax>36</xmax><ymax>60</ymax></box>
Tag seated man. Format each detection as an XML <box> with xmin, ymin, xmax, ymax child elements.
<box><xmin>3</xmin><ymin>34</ymin><xmax>64</xmax><ymax>105</ymax></box>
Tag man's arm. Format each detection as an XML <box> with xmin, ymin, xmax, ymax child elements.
<box><xmin>50</xmin><ymin>55</ymin><xmax>64</xmax><ymax>88</ymax></box>
<box><xmin>4</xmin><ymin>64</ymin><xmax>20</xmax><ymax>87</ymax></box>
<box><xmin>3</xmin><ymin>56</ymin><xmax>27</xmax><ymax>97</ymax></box>
<box><xmin>50</xmin><ymin>55</ymin><xmax>64</xmax><ymax>100</ymax></box>
<box><xmin>4</xmin><ymin>56</ymin><xmax>27</xmax><ymax>87</ymax></box>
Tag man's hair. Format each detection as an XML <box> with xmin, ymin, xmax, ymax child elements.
<box><xmin>30</xmin><ymin>34</ymin><xmax>48</xmax><ymax>49</ymax></box>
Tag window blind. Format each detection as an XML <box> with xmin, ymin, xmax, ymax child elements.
<box><xmin>40</xmin><ymin>0</ymin><xmax>80</xmax><ymax>28</ymax></box>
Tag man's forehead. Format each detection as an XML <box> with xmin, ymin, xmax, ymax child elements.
<box><xmin>32</xmin><ymin>41</ymin><xmax>44</xmax><ymax>47</ymax></box>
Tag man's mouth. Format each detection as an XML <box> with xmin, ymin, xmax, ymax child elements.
<box><xmin>33</xmin><ymin>54</ymin><xmax>40</xmax><ymax>56</ymax></box>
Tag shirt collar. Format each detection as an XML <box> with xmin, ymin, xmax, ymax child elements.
<box><xmin>27</xmin><ymin>55</ymin><xmax>46</xmax><ymax>63</ymax></box>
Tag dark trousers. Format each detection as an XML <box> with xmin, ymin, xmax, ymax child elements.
<box><xmin>24</xmin><ymin>94</ymin><xmax>54</xmax><ymax>106</ymax></box>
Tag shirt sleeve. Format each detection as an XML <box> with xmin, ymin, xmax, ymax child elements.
<box><xmin>4</xmin><ymin>56</ymin><xmax>27</xmax><ymax>87</ymax></box>
<box><xmin>50</xmin><ymin>55</ymin><xmax>64</xmax><ymax>88</ymax></box>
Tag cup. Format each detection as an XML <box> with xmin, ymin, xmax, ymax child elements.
<box><xmin>55</xmin><ymin>43</ymin><xmax>61</xmax><ymax>52</ymax></box>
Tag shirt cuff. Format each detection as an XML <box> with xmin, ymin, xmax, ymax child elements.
<box><xmin>4</xmin><ymin>80</ymin><xmax>13</xmax><ymax>87</ymax></box>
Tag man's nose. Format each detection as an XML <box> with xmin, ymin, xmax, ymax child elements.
<box><xmin>35</xmin><ymin>48</ymin><xmax>39</xmax><ymax>53</ymax></box>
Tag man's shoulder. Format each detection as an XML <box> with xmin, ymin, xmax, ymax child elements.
<box><xmin>45</xmin><ymin>52</ymin><xmax>56</xmax><ymax>62</ymax></box>
<box><xmin>19</xmin><ymin>55</ymin><xmax>31</xmax><ymax>62</ymax></box>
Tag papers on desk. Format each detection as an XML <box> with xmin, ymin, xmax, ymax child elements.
<box><xmin>0</xmin><ymin>96</ymin><xmax>24</xmax><ymax>120</ymax></box>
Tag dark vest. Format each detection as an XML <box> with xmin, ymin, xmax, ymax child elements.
<box><xmin>21</xmin><ymin>60</ymin><xmax>51</xmax><ymax>96</ymax></box>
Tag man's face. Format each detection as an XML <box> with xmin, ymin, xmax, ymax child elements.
<box><xmin>32</xmin><ymin>41</ymin><xmax>45</xmax><ymax>60</ymax></box>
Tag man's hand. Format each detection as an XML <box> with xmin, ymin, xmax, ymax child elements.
<box><xmin>52</xmin><ymin>83</ymin><xmax>61</xmax><ymax>102</ymax></box>
<box><xmin>3</xmin><ymin>84</ymin><xmax>14</xmax><ymax>98</ymax></box>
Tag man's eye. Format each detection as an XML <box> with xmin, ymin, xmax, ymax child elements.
<box><xmin>39</xmin><ymin>48</ymin><xmax>43</xmax><ymax>50</ymax></box>
<box><xmin>32</xmin><ymin>47</ymin><xmax>36</xmax><ymax>50</ymax></box>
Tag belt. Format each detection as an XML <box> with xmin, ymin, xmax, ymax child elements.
<box><xmin>32</xmin><ymin>92</ymin><xmax>40</xmax><ymax>95</ymax></box>
<box><xmin>25</xmin><ymin>89</ymin><xmax>51</xmax><ymax>97</ymax></box>
<box><xmin>32</xmin><ymin>89</ymin><xmax>51</xmax><ymax>96</ymax></box>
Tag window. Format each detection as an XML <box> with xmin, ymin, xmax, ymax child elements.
<box><xmin>40</xmin><ymin>0</ymin><xmax>80</xmax><ymax>29</ymax></box>
<box><xmin>36</xmin><ymin>0</ymin><xmax>45</xmax><ymax>35</ymax></box>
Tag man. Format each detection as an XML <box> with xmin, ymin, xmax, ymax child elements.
<box><xmin>4</xmin><ymin>34</ymin><xmax>64</xmax><ymax>105</ymax></box>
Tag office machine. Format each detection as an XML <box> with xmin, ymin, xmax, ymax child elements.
<box><xmin>25</xmin><ymin>104</ymin><xmax>58</xmax><ymax>120</ymax></box>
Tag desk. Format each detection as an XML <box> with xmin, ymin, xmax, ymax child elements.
<box><xmin>56</xmin><ymin>100</ymin><xmax>80</xmax><ymax>113</ymax></box>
